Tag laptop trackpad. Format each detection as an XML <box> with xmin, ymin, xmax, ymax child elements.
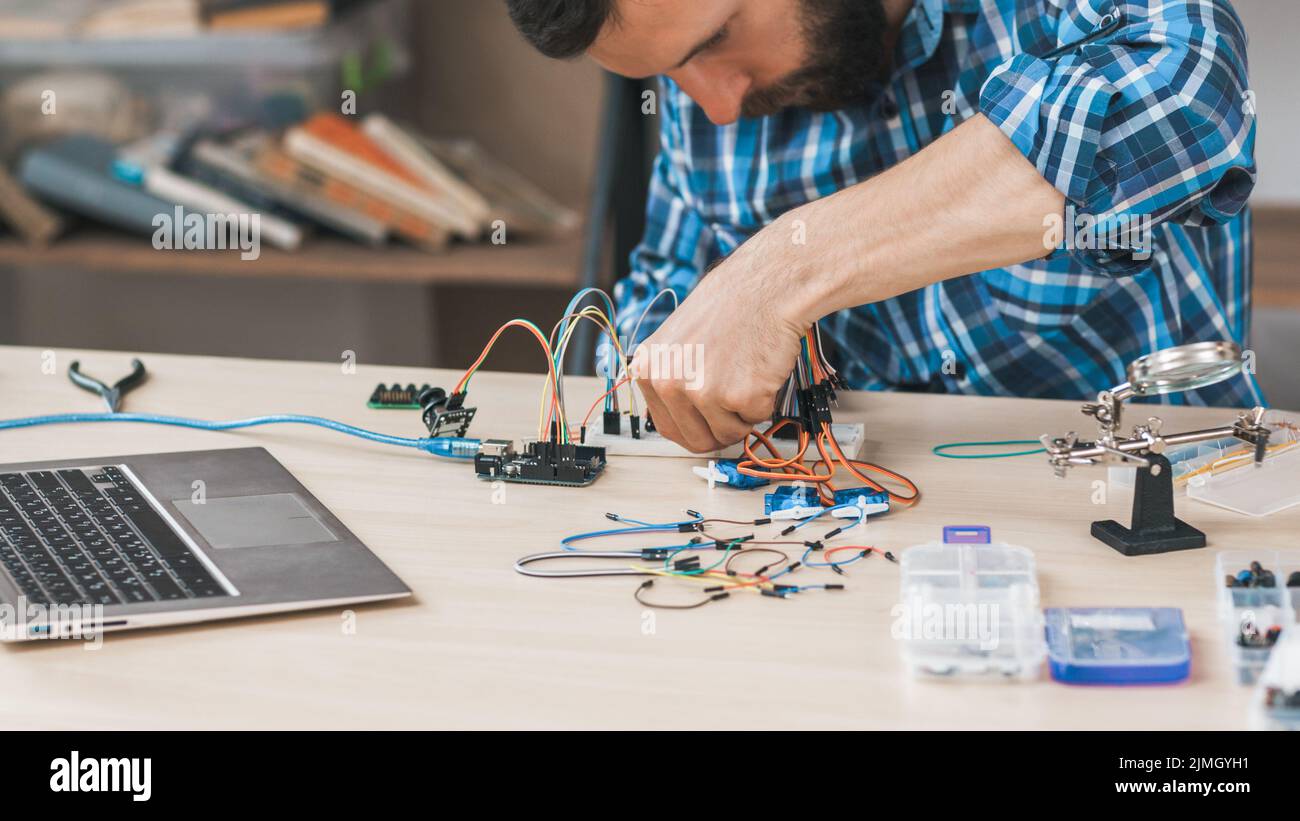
<box><xmin>174</xmin><ymin>493</ymin><xmax>338</xmax><ymax>549</ymax></box>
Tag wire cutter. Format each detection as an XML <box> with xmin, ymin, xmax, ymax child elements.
<box><xmin>68</xmin><ymin>358</ymin><xmax>148</xmax><ymax>413</ymax></box>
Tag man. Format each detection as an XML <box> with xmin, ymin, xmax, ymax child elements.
<box><xmin>505</xmin><ymin>0</ymin><xmax>1260</xmax><ymax>454</ymax></box>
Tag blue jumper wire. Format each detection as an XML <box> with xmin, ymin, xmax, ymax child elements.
<box><xmin>0</xmin><ymin>412</ymin><xmax>480</xmax><ymax>459</ymax></box>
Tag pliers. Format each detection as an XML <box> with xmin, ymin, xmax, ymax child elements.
<box><xmin>68</xmin><ymin>358</ymin><xmax>148</xmax><ymax>413</ymax></box>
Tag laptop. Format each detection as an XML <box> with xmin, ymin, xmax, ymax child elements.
<box><xmin>0</xmin><ymin>447</ymin><xmax>411</xmax><ymax>641</ymax></box>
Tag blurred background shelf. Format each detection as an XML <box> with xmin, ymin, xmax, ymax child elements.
<box><xmin>0</xmin><ymin>231</ymin><xmax>585</xmax><ymax>287</ymax></box>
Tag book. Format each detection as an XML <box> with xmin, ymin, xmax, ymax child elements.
<box><xmin>0</xmin><ymin>165</ymin><xmax>65</xmax><ymax>246</ymax></box>
<box><xmin>77</xmin><ymin>0</ymin><xmax>203</xmax><ymax>39</ymax></box>
<box><xmin>361</xmin><ymin>114</ymin><xmax>490</xmax><ymax>232</ymax></box>
<box><xmin>284</xmin><ymin>113</ymin><xmax>479</xmax><ymax>239</ymax></box>
<box><xmin>17</xmin><ymin>135</ymin><xmax>191</xmax><ymax>237</ymax></box>
<box><xmin>422</xmin><ymin>138</ymin><xmax>581</xmax><ymax>238</ymax></box>
<box><xmin>141</xmin><ymin>164</ymin><xmax>304</xmax><ymax>251</ymax></box>
<box><xmin>0</xmin><ymin>0</ymin><xmax>92</xmax><ymax>40</ymax></box>
<box><xmin>204</xmin><ymin>1</ymin><xmax>329</xmax><ymax>31</ymax></box>
<box><xmin>186</xmin><ymin>136</ymin><xmax>387</xmax><ymax>246</ymax></box>
<box><xmin>255</xmin><ymin>142</ymin><xmax>449</xmax><ymax>252</ymax></box>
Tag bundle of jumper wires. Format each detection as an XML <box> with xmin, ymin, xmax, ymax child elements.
<box><xmin>515</xmin><ymin>507</ymin><xmax>896</xmax><ymax>610</ymax></box>
<box><xmin>450</xmin><ymin>288</ymin><xmax>921</xmax><ymax>510</ymax></box>
<box><xmin>447</xmin><ymin>288</ymin><xmax>638</xmax><ymax>444</ymax></box>
<box><xmin>736</xmin><ymin>325</ymin><xmax>921</xmax><ymax>508</ymax></box>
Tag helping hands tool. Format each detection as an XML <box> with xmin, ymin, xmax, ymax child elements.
<box><xmin>1040</xmin><ymin>341</ymin><xmax>1270</xmax><ymax>555</ymax></box>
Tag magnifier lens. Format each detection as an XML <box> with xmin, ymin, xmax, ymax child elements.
<box><xmin>1126</xmin><ymin>341</ymin><xmax>1244</xmax><ymax>397</ymax></box>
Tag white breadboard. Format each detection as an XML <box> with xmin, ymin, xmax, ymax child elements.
<box><xmin>586</xmin><ymin>418</ymin><xmax>866</xmax><ymax>460</ymax></box>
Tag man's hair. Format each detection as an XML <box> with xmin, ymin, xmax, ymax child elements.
<box><xmin>505</xmin><ymin>0</ymin><xmax>617</xmax><ymax>59</ymax></box>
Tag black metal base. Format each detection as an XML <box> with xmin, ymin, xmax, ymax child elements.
<box><xmin>1090</xmin><ymin>517</ymin><xmax>1206</xmax><ymax>556</ymax></box>
<box><xmin>1091</xmin><ymin>452</ymin><xmax>1208</xmax><ymax>556</ymax></box>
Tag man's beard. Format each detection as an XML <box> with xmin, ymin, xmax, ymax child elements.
<box><xmin>741</xmin><ymin>0</ymin><xmax>891</xmax><ymax>118</ymax></box>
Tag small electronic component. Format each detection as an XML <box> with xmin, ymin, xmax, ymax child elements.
<box><xmin>1225</xmin><ymin>561</ymin><xmax>1279</xmax><ymax>589</ymax></box>
<box><xmin>830</xmin><ymin>488</ymin><xmax>889</xmax><ymax>517</ymax></box>
<box><xmin>1238</xmin><ymin>621</ymin><xmax>1283</xmax><ymax>649</ymax></box>
<box><xmin>419</xmin><ymin>387</ymin><xmax>476</xmax><ymax>438</ymax></box>
<box><xmin>474</xmin><ymin>439</ymin><xmax>607</xmax><ymax>487</ymax></box>
<box><xmin>602</xmin><ymin>410</ymin><xmax>620</xmax><ymax>436</ymax></box>
<box><xmin>764</xmin><ymin>486</ymin><xmax>823</xmax><ymax>519</ymax></box>
<box><xmin>692</xmin><ymin>459</ymin><xmax>770</xmax><ymax>490</ymax></box>
<box><xmin>367</xmin><ymin>383</ymin><xmax>433</xmax><ymax>410</ymax></box>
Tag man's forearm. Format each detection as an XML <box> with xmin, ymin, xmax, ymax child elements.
<box><xmin>767</xmin><ymin>114</ymin><xmax>1066</xmax><ymax>329</ymax></box>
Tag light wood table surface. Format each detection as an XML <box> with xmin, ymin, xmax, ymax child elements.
<box><xmin>0</xmin><ymin>345</ymin><xmax>1295</xmax><ymax>730</ymax></box>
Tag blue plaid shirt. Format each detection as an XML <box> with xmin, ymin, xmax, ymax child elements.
<box><xmin>615</xmin><ymin>0</ymin><xmax>1263</xmax><ymax>407</ymax></box>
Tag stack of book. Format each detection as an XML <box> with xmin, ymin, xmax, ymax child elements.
<box><xmin>2</xmin><ymin>113</ymin><xmax>580</xmax><ymax>254</ymax></box>
<box><xmin>0</xmin><ymin>0</ymin><xmax>371</xmax><ymax>38</ymax></box>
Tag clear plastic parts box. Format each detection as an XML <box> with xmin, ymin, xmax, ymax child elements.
<box><xmin>1214</xmin><ymin>550</ymin><xmax>1300</xmax><ymax>684</ymax></box>
<box><xmin>1250</xmin><ymin>627</ymin><xmax>1300</xmax><ymax>730</ymax></box>
<box><xmin>896</xmin><ymin>530</ymin><xmax>1045</xmax><ymax>681</ymax></box>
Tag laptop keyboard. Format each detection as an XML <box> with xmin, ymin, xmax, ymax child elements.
<box><xmin>0</xmin><ymin>465</ymin><xmax>229</xmax><ymax>606</ymax></box>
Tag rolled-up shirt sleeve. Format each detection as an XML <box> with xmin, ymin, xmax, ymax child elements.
<box><xmin>979</xmin><ymin>0</ymin><xmax>1256</xmax><ymax>273</ymax></box>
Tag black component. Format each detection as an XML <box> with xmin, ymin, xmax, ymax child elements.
<box><xmin>641</xmin><ymin>548</ymin><xmax>670</xmax><ymax>560</ymax></box>
<box><xmin>630</xmin><ymin>415</ymin><xmax>641</xmax><ymax>439</ymax></box>
<box><xmin>788</xmin><ymin>562</ymin><xmax>801</xmax><ymax>572</ymax></box>
<box><xmin>420</xmin><ymin>388</ymin><xmax>476</xmax><ymax>438</ymax></box>
<box><xmin>761</xmin><ymin>589</ymin><xmax>786</xmax><ymax>598</ymax></box>
<box><xmin>1238</xmin><ymin>623</ymin><xmax>1282</xmax><ymax>649</ymax></box>
<box><xmin>677</xmin><ymin>522</ymin><xmax>702</xmax><ymax>533</ymax></box>
<box><xmin>769</xmin><ymin>416</ymin><xmax>802</xmax><ymax>440</ymax></box>
<box><xmin>1251</xmin><ymin>561</ymin><xmax>1277</xmax><ymax>588</ymax></box>
<box><xmin>804</xmin><ymin>541</ymin><xmax>823</xmax><ymax>551</ymax></box>
<box><xmin>474</xmin><ymin>440</ymin><xmax>608</xmax><ymax>487</ymax></box>
<box><xmin>1288</xmin><ymin>572</ymin><xmax>1300</xmax><ymax>588</ymax></box>
<box><xmin>602</xmin><ymin>410</ymin><xmax>621</xmax><ymax>435</ymax></box>
<box><xmin>884</xmin><ymin>552</ymin><xmax>896</xmax><ymax>563</ymax></box>
<box><xmin>368</xmin><ymin>383</ymin><xmax>434</xmax><ymax>410</ymax></box>
<box><xmin>825</xmin><ymin>584</ymin><xmax>846</xmax><ymax>591</ymax></box>
<box><xmin>780</xmin><ymin>524</ymin><xmax>797</xmax><ymax>536</ymax></box>
<box><xmin>753</xmin><ymin>517</ymin><xmax>771</xmax><ymax>526</ymax></box>
<box><xmin>823</xmin><ymin>527</ymin><xmax>842</xmax><ymax>539</ymax></box>
<box><xmin>644</xmin><ymin>412</ymin><xmax>656</xmax><ymax>433</ymax></box>
<box><xmin>1090</xmin><ymin>453</ymin><xmax>1206</xmax><ymax>556</ymax></box>
<box><xmin>831</xmin><ymin>565</ymin><xmax>846</xmax><ymax>576</ymax></box>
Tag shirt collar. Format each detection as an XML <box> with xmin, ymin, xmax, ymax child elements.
<box><xmin>896</xmin><ymin>0</ymin><xmax>978</xmax><ymax>70</ymax></box>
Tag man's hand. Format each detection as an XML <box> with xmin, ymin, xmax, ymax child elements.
<box><xmin>632</xmin><ymin>115</ymin><xmax>1065</xmax><ymax>453</ymax></box>
<box><xmin>631</xmin><ymin>224</ymin><xmax>816</xmax><ymax>453</ymax></box>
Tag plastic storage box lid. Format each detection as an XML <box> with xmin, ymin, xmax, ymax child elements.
<box><xmin>1044</xmin><ymin>607</ymin><xmax>1191</xmax><ymax>684</ymax></box>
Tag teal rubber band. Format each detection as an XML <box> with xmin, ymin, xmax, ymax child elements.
<box><xmin>932</xmin><ymin>440</ymin><xmax>1047</xmax><ymax>459</ymax></box>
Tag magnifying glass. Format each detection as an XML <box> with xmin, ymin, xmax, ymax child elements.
<box><xmin>1124</xmin><ymin>340</ymin><xmax>1244</xmax><ymax>397</ymax></box>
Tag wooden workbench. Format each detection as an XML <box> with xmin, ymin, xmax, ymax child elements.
<box><xmin>0</xmin><ymin>345</ymin><xmax>1294</xmax><ymax>729</ymax></box>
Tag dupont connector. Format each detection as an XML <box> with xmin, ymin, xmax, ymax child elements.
<box><xmin>630</xmin><ymin>415</ymin><xmax>641</xmax><ymax>439</ymax></box>
<box><xmin>602</xmin><ymin>410</ymin><xmax>621</xmax><ymax>435</ymax></box>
